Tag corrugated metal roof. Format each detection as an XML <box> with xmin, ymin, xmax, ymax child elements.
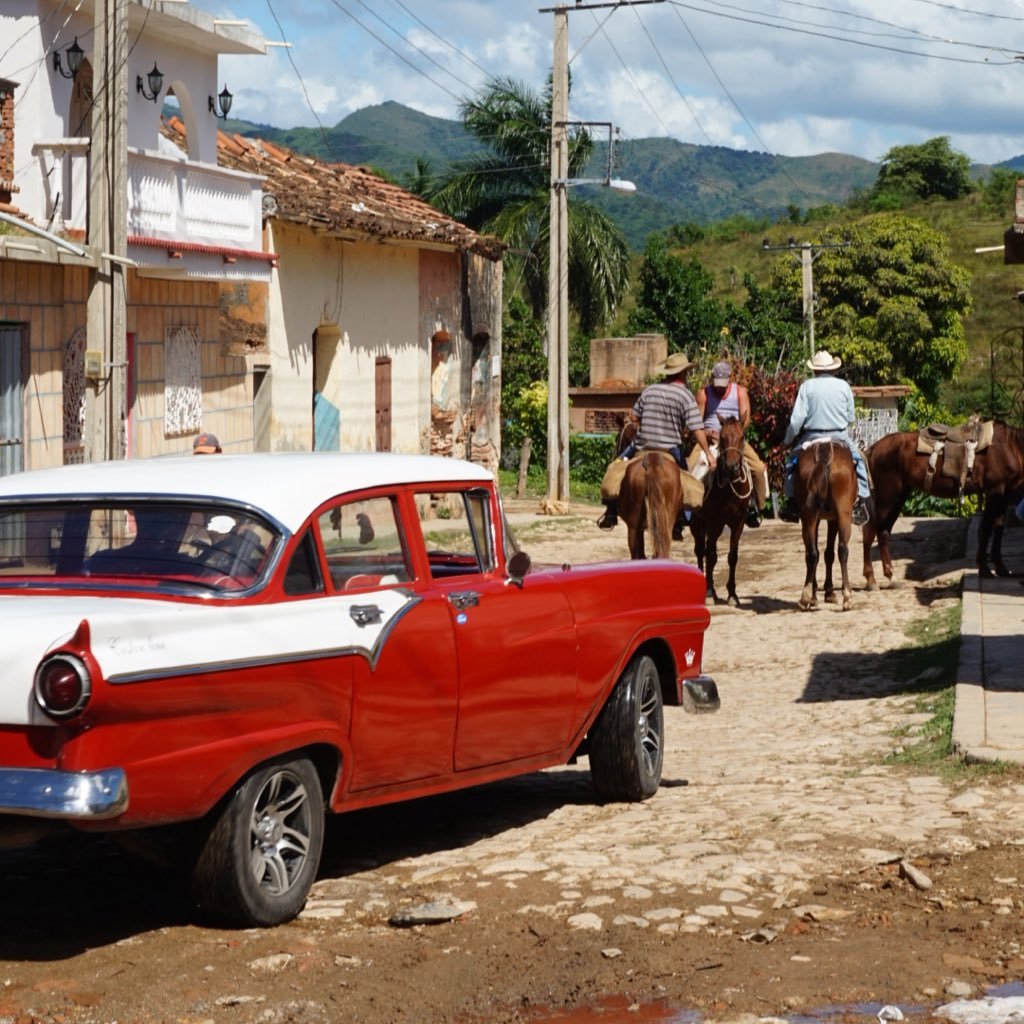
<box><xmin>162</xmin><ymin>117</ymin><xmax>504</xmax><ymax>261</ymax></box>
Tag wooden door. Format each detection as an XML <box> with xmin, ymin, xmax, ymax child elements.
<box><xmin>375</xmin><ymin>356</ymin><xmax>391</xmax><ymax>452</ymax></box>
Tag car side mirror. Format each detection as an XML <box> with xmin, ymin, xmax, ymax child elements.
<box><xmin>506</xmin><ymin>550</ymin><xmax>531</xmax><ymax>588</ymax></box>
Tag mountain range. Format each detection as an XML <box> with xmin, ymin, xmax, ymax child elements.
<box><xmin>226</xmin><ymin>101</ymin><xmax>1011</xmax><ymax>251</ymax></box>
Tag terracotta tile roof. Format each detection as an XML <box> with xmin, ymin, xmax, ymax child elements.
<box><xmin>162</xmin><ymin>117</ymin><xmax>504</xmax><ymax>261</ymax></box>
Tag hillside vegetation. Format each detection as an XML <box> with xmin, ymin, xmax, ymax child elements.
<box><xmin>608</xmin><ymin>191</ymin><xmax>1024</xmax><ymax>418</ymax></box>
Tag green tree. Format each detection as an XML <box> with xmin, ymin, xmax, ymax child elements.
<box><xmin>723</xmin><ymin>275</ymin><xmax>804</xmax><ymax>373</ymax></box>
<box><xmin>626</xmin><ymin>235</ymin><xmax>725</xmax><ymax>354</ymax></box>
<box><xmin>869</xmin><ymin>136</ymin><xmax>974</xmax><ymax>207</ymax></box>
<box><xmin>429</xmin><ymin>76</ymin><xmax>630</xmax><ymax>335</ymax></box>
<box><xmin>772</xmin><ymin>217</ymin><xmax>971</xmax><ymax>401</ymax></box>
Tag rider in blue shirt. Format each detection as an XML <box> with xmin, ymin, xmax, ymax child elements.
<box><xmin>780</xmin><ymin>350</ymin><xmax>871</xmax><ymax>525</ymax></box>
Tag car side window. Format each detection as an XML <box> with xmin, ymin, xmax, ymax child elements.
<box><xmin>317</xmin><ymin>496</ymin><xmax>410</xmax><ymax>592</ymax></box>
<box><xmin>282</xmin><ymin>531</ymin><xmax>325</xmax><ymax>596</ymax></box>
<box><xmin>415</xmin><ymin>488</ymin><xmax>494</xmax><ymax>579</ymax></box>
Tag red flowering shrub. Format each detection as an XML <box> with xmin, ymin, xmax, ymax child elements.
<box><xmin>746</xmin><ymin>365</ymin><xmax>800</xmax><ymax>491</ymax></box>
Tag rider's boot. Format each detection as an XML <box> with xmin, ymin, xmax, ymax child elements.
<box><xmin>778</xmin><ymin>496</ymin><xmax>800</xmax><ymax>523</ymax></box>
<box><xmin>745</xmin><ymin>498</ymin><xmax>762</xmax><ymax>528</ymax></box>
<box><xmin>672</xmin><ymin>508</ymin><xmax>690</xmax><ymax>541</ymax></box>
<box><xmin>597</xmin><ymin>500</ymin><xmax>619</xmax><ymax>530</ymax></box>
<box><xmin>852</xmin><ymin>494</ymin><xmax>872</xmax><ymax>527</ymax></box>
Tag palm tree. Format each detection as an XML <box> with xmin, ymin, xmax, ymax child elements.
<box><xmin>428</xmin><ymin>76</ymin><xmax>630</xmax><ymax>335</ymax></box>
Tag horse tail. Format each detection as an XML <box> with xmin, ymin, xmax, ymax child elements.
<box><xmin>643</xmin><ymin>453</ymin><xmax>673</xmax><ymax>559</ymax></box>
<box><xmin>810</xmin><ymin>442</ymin><xmax>833</xmax><ymax>504</ymax></box>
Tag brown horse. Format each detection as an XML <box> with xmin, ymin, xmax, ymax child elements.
<box><xmin>618</xmin><ymin>451</ymin><xmax>683</xmax><ymax>560</ymax></box>
<box><xmin>863</xmin><ymin>422</ymin><xmax>1024</xmax><ymax>587</ymax></box>
<box><xmin>793</xmin><ymin>440</ymin><xmax>856</xmax><ymax>611</ymax></box>
<box><xmin>690</xmin><ymin>416</ymin><xmax>750</xmax><ymax>606</ymax></box>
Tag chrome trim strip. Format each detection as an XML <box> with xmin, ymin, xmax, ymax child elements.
<box><xmin>0</xmin><ymin>767</ymin><xmax>128</xmax><ymax>820</ymax></box>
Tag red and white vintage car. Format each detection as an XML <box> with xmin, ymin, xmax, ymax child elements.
<box><xmin>0</xmin><ymin>453</ymin><xmax>717</xmax><ymax>926</ymax></box>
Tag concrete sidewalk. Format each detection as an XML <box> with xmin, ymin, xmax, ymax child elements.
<box><xmin>952</xmin><ymin>515</ymin><xmax>1024</xmax><ymax>765</ymax></box>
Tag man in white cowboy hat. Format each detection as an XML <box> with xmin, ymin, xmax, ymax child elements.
<box><xmin>691</xmin><ymin>358</ymin><xmax>769</xmax><ymax>528</ymax></box>
<box><xmin>597</xmin><ymin>351</ymin><xmax>716</xmax><ymax>530</ymax></box>
<box><xmin>780</xmin><ymin>349</ymin><xmax>871</xmax><ymax>525</ymax></box>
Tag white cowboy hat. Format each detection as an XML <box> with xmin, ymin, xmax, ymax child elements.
<box><xmin>807</xmin><ymin>350</ymin><xmax>841</xmax><ymax>373</ymax></box>
<box><xmin>655</xmin><ymin>352</ymin><xmax>696</xmax><ymax>377</ymax></box>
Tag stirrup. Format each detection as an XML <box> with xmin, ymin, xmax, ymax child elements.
<box><xmin>852</xmin><ymin>499</ymin><xmax>869</xmax><ymax>527</ymax></box>
<box><xmin>745</xmin><ymin>505</ymin><xmax>762</xmax><ymax>528</ymax></box>
<box><xmin>596</xmin><ymin>511</ymin><xmax>618</xmax><ymax>531</ymax></box>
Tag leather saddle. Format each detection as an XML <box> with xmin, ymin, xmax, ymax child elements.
<box><xmin>916</xmin><ymin>415</ymin><xmax>994</xmax><ymax>491</ymax></box>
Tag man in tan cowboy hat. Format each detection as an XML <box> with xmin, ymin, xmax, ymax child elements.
<box><xmin>597</xmin><ymin>351</ymin><xmax>716</xmax><ymax>530</ymax></box>
<box><xmin>691</xmin><ymin>359</ymin><xmax>769</xmax><ymax>528</ymax></box>
<box><xmin>779</xmin><ymin>349</ymin><xmax>871</xmax><ymax>525</ymax></box>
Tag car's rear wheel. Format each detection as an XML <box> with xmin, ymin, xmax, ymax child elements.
<box><xmin>192</xmin><ymin>756</ymin><xmax>324</xmax><ymax>927</ymax></box>
<box><xmin>589</xmin><ymin>653</ymin><xmax>664</xmax><ymax>801</ymax></box>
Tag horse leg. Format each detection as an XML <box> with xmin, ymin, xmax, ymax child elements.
<box><xmin>725</xmin><ymin>521</ymin><xmax>743</xmax><ymax>607</ymax></box>
<box><xmin>984</xmin><ymin>494</ymin><xmax>1012</xmax><ymax>577</ymax></box>
<box><xmin>977</xmin><ymin>502</ymin><xmax>997</xmax><ymax>578</ymax></box>
<box><xmin>838</xmin><ymin>518</ymin><xmax>853</xmax><ymax>611</ymax></box>
<box><xmin>861</xmin><ymin>517</ymin><xmax>877</xmax><ymax>591</ymax></box>
<box><xmin>799</xmin><ymin>518</ymin><xmax>819</xmax><ymax>610</ymax></box>
<box><xmin>824</xmin><ymin>519</ymin><xmax>837</xmax><ymax>604</ymax></box>
<box><xmin>704</xmin><ymin>521</ymin><xmax>724</xmax><ymax>605</ymax></box>
<box><xmin>692</xmin><ymin>517</ymin><xmax>706</xmax><ymax>574</ymax></box>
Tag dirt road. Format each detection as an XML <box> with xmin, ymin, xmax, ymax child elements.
<box><xmin>3</xmin><ymin>511</ymin><xmax>1024</xmax><ymax>1024</ymax></box>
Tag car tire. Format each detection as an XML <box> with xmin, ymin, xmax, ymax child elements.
<box><xmin>192</xmin><ymin>756</ymin><xmax>325</xmax><ymax>927</ymax></box>
<box><xmin>589</xmin><ymin>653</ymin><xmax>664</xmax><ymax>802</ymax></box>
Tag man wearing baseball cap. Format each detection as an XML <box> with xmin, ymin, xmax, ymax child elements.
<box><xmin>780</xmin><ymin>350</ymin><xmax>871</xmax><ymax>525</ymax></box>
<box><xmin>597</xmin><ymin>351</ymin><xmax>715</xmax><ymax>531</ymax></box>
<box><xmin>192</xmin><ymin>432</ymin><xmax>222</xmax><ymax>455</ymax></box>
<box><xmin>692</xmin><ymin>360</ymin><xmax>768</xmax><ymax>528</ymax></box>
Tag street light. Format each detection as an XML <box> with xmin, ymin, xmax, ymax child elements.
<box><xmin>554</xmin><ymin>177</ymin><xmax>637</xmax><ymax>192</ymax></box>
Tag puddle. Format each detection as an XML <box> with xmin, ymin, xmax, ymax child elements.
<box><xmin>528</xmin><ymin>982</ymin><xmax>1024</xmax><ymax>1023</ymax></box>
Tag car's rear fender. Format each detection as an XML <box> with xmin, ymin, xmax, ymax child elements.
<box><xmin>72</xmin><ymin>722</ymin><xmax>348</xmax><ymax>830</ymax></box>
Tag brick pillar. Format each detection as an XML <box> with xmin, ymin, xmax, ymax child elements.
<box><xmin>0</xmin><ymin>80</ymin><xmax>17</xmax><ymax>207</ymax></box>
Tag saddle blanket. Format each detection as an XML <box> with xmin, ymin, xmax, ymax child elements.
<box><xmin>600</xmin><ymin>452</ymin><xmax>704</xmax><ymax>509</ymax></box>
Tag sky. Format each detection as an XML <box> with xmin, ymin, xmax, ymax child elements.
<box><xmin>192</xmin><ymin>0</ymin><xmax>1024</xmax><ymax>167</ymax></box>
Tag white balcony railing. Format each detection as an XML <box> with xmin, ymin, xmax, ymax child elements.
<box><xmin>29</xmin><ymin>141</ymin><xmax>264</xmax><ymax>254</ymax></box>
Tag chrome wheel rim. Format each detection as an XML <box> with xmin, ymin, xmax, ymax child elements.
<box><xmin>249</xmin><ymin>768</ymin><xmax>313</xmax><ymax>895</ymax></box>
<box><xmin>637</xmin><ymin>665</ymin><xmax>663</xmax><ymax>776</ymax></box>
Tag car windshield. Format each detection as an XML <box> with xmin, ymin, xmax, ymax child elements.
<box><xmin>0</xmin><ymin>500</ymin><xmax>280</xmax><ymax>594</ymax></box>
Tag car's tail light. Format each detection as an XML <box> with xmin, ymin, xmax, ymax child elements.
<box><xmin>34</xmin><ymin>655</ymin><xmax>92</xmax><ymax>719</ymax></box>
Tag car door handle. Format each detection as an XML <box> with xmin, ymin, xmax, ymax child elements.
<box><xmin>349</xmin><ymin>604</ymin><xmax>383</xmax><ymax>627</ymax></box>
<box><xmin>448</xmin><ymin>591</ymin><xmax>480</xmax><ymax>611</ymax></box>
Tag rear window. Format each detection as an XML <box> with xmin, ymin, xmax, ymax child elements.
<box><xmin>0</xmin><ymin>501</ymin><xmax>280</xmax><ymax>594</ymax></box>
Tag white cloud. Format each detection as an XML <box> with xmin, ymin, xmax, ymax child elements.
<box><xmin>204</xmin><ymin>0</ymin><xmax>1024</xmax><ymax>165</ymax></box>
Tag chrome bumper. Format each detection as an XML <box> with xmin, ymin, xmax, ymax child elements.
<box><xmin>0</xmin><ymin>767</ymin><xmax>128</xmax><ymax>820</ymax></box>
<box><xmin>682</xmin><ymin>674</ymin><xmax>721</xmax><ymax>714</ymax></box>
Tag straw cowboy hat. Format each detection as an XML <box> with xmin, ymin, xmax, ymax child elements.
<box><xmin>655</xmin><ymin>352</ymin><xmax>696</xmax><ymax>377</ymax></box>
<box><xmin>807</xmin><ymin>350</ymin><xmax>842</xmax><ymax>373</ymax></box>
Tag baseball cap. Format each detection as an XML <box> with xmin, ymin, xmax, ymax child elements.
<box><xmin>711</xmin><ymin>361</ymin><xmax>732</xmax><ymax>386</ymax></box>
<box><xmin>192</xmin><ymin>432</ymin><xmax>222</xmax><ymax>454</ymax></box>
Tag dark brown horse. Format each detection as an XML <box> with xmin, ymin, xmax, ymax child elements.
<box><xmin>618</xmin><ymin>451</ymin><xmax>683</xmax><ymax>560</ymax></box>
<box><xmin>793</xmin><ymin>440</ymin><xmax>856</xmax><ymax>611</ymax></box>
<box><xmin>863</xmin><ymin>422</ymin><xmax>1024</xmax><ymax>586</ymax></box>
<box><xmin>690</xmin><ymin>416</ymin><xmax>750</xmax><ymax>606</ymax></box>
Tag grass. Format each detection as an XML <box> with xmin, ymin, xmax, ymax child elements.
<box><xmin>497</xmin><ymin>466</ymin><xmax>602</xmax><ymax>504</ymax></box>
<box><xmin>884</xmin><ymin>602</ymin><xmax>1020</xmax><ymax>780</ymax></box>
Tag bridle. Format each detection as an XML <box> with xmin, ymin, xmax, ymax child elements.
<box><xmin>714</xmin><ymin>441</ymin><xmax>752</xmax><ymax>500</ymax></box>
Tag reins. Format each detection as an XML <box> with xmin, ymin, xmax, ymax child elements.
<box><xmin>714</xmin><ymin>445</ymin><xmax>752</xmax><ymax>499</ymax></box>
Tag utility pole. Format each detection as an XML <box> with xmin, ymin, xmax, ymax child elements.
<box><xmin>762</xmin><ymin>235</ymin><xmax>851</xmax><ymax>360</ymax></box>
<box><xmin>546</xmin><ymin>6</ymin><xmax>570</xmax><ymax>504</ymax></box>
<box><xmin>85</xmin><ymin>0</ymin><xmax>128</xmax><ymax>462</ymax></box>
<box><xmin>540</xmin><ymin>0</ymin><xmax>662</xmax><ymax>507</ymax></box>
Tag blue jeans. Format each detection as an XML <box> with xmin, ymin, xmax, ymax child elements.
<box><xmin>620</xmin><ymin>441</ymin><xmax>685</xmax><ymax>468</ymax></box>
<box><xmin>784</xmin><ymin>439</ymin><xmax>870</xmax><ymax>499</ymax></box>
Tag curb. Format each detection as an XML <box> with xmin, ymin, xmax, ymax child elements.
<box><xmin>951</xmin><ymin>515</ymin><xmax>1024</xmax><ymax>765</ymax></box>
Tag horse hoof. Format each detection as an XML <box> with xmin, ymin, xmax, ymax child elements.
<box><xmin>864</xmin><ymin>581</ymin><xmax>878</xmax><ymax>592</ymax></box>
<box><xmin>705</xmin><ymin>594</ymin><xmax>716</xmax><ymax>607</ymax></box>
<box><xmin>824</xmin><ymin>592</ymin><xmax>837</xmax><ymax>604</ymax></box>
<box><xmin>843</xmin><ymin>599</ymin><xmax>853</xmax><ymax>611</ymax></box>
<box><xmin>726</xmin><ymin>595</ymin><xmax>739</xmax><ymax>608</ymax></box>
